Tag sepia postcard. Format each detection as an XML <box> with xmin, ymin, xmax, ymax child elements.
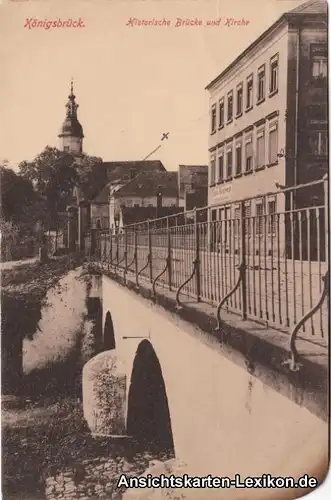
<box><xmin>0</xmin><ymin>0</ymin><xmax>329</xmax><ymax>499</ymax></box>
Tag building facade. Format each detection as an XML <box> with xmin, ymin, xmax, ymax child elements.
<box><xmin>206</xmin><ymin>0</ymin><xmax>328</xmax><ymax>256</ymax></box>
<box><xmin>109</xmin><ymin>171</ymin><xmax>178</xmax><ymax>233</ymax></box>
<box><xmin>178</xmin><ymin>165</ymin><xmax>209</xmax><ymax>210</ymax></box>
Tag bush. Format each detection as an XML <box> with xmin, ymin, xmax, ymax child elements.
<box><xmin>0</xmin><ymin>218</ymin><xmax>20</xmax><ymax>261</ymax></box>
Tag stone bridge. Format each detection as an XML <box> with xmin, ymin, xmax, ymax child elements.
<box><xmin>82</xmin><ymin>266</ymin><xmax>328</xmax><ymax>493</ymax></box>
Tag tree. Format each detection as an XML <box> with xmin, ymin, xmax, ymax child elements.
<box><xmin>18</xmin><ymin>147</ymin><xmax>105</xmax><ymax>231</ymax></box>
<box><xmin>0</xmin><ymin>166</ymin><xmax>38</xmax><ymax>226</ymax></box>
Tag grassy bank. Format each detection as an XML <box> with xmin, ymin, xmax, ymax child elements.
<box><xmin>1</xmin><ymin>255</ymin><xmax>93</xmax><ymax>496</ymax></box>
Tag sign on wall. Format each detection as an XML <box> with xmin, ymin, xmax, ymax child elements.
<box><xmin>210</xmin><ymin>184</ymin><xmax>232</xmax><ymax>204</ymax></box>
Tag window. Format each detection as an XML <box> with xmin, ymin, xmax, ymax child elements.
<box><xmin>246</xmin><ymin>75</ymin><xmax>253</xmax><ymax>109</ymax></box>
<box><xmin>309</xmin><ymin>131</ymin><xmax>328</xmax><ymax>156</ymax></box>
<box><xmin>227</xmin><ymin>91</ymin><xmax>233</xmax><ymax>122</ymax></box>
<box><xmin>219</xmin><ymin>98</ymin><xmax>224</xmax><ymax>128</ymax></box>
<box><xmin>218</xmin><ymin>154</ymin><xmax>224</xmax><ymax>182</ymax></box>
<box><xmin>64</xmin><ymin>146</ymin><xmax>70</xmax><ymax>152</ymax></box>
<box><xmin>245</xmin><ymin>136</ymin><xmax>253</xmax><ymax>173</ymax></box>
<box><xmin>211</xmin><ymin>104</ymin><xmax>217</xmax><ymax>133</ymax></box>
<box><xmin>226</xmin><ymin>148</ymin><xmax>233</xmax><ymax>179</ymax></box>
<box><xmin>267</xmin><ymin>200</ymin><xmax>276</xmax><ymax>235</ymax></box>
<box><xmin>270</xmin><ymin>54</ymin><xmax>279</xmax><ymax>94</ymax></box>
<box><xmin>311</xmin><ymin>45</ymin><xmax>327</xmax><ymax>79</ymax></box>
<box><xmin>256</xmin><ymin>129</ymin><xmax>265</xmax><ymax>169</ymax></box>
<box><xmin>210</xmin><ymin>158</ymin><xmax>216</xmax><ymax>185</ymax></box>
<box><xmin>236</xmin><ymin>84</ymin><xmax>243</xmax><ymax>116</ymax></box>
<box><xmin>235</xmin><ymin>143</ymin><xmax>242</xmax><ymax>175</ymax></box>
<box><xmin>312</xmin><ymin>55</ymin><xmax>327</xmax><ymax>79</ymax></box>
<box><xmin>255</xmin><ymin>201</ymin><xmax>264</xmax><ymax>235</ymax></box>
<box><xmin>257</xmin><ymin>65</ymin><xmax>265</xmax><ymax>102</ymax></box>
<box><xmin>268</xmin><ymin>123</ymin><xmax>278</xmax><ymax>164</ymax></box>
<box><xmin>134</xmin><ymin>204</ymin><xmax>140</xmax><ymax>207</ymax></box>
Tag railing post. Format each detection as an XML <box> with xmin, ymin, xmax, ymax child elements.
<box><xmin>135</xmin><ymin>228</ymin><xmax>139</xmax><ymax>285</ymax></box>
<box><xmin>124</xmin><ymin>227</ymin><xmax>128</xmax><ymax>271</ymax></box>
<box><xmin>240</xmin><ymin>200</ymin><xmax>247</xmax><ymax>320</ymax></box>
<box><xmin>109</xmin><ymin>228</ymin><xmax>113</xmax><ymax>267</ymax></box>
<box><xmin>167</xmin><ymin>218</ymin><xmax>172</xmax><ymax>291</ymax></box>
<box><xmin>194</xmin><ymin>208</ymin><xmax>201</xmax><ymax>302</ymax></box>
<box><xmin>116</xmin><ymin>231</ymin><xmax>119</xmax><ymax>264</ymax></box>
<box><xmin>148</xmin><ymin>219</ymin><xmax>153</xmax><ymax>283</ymax></box>
<box><xmin>107</xmin><ymin>229</ymin><xmax>111</xmax><ymax>271</ymax></box>
<box><xmin>323</xmin><ymin>173</ymin><xmax>328</xmax><ymax>261</ymax></box>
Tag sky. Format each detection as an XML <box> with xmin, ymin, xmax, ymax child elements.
<box><xmin>0</xmin><ymin>0</ymin><xmax>307</xmax><ymax>171</ymax></box>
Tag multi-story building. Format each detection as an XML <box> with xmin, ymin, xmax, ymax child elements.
<box><xmin>178</xmin><ymin>164</ymin><xmax>209</xmax><ymax>210</ymax></box>
<box><xmin>206</xmin><ymin>0</ymin><xmax>328</xmax><ymax>257</ymax></box>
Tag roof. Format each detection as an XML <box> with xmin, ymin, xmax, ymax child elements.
<box><xmin>289</xmin><ymin>0</ymin><xmax>327</xmax><ymax>14</ymax></box>
<box><xmin>91</xmin><ymin>182</ymin><xmax>111</xmax><ymax>204</ymax></box>
<box><xmin>178</xmin><ymin>164</ymin><xmax>209</xmax><ymax>169</ymax></box>
<box><xmin>59</xmin><ymin>117</ymin><xmax>84</xmax><ymax>138</ymax></box>
<box><xmin>115</xmin><ymin>171</ymin><xmax>178</xmax><ymax>198</ymax></box>
<box><xmin>103</xmin><ymin>160</ymin><xmax>166</xmax><ymax>183</ymax></box>
<box><xmin>90</xmin><ymin>160</ymin><xmax>167</xmax><ymax>204</ymax></box>
<box><xmin>121</xmin><ymin>206</ymin><xmax>184</xmax><ymax>226</ymax></box>
<box><xmin>205</xmin><ymin>0</ymin><xmax>328</xmax><ymax>90</ymax></box>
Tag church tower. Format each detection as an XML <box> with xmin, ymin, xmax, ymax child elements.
<box><xmin>58</xmin><ymin>80</ymin><xmax>84</xmax><ymax>154</ymax></box>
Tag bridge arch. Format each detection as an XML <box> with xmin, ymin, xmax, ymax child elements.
<box><xmin>127</xmin><ymin>339</ymin><xmax>174</xmax><ymax>453</ymax></box>
<box><xmin>103</xmin><ymin>311</ymin><xmax>116</xmax><ymax>350</ymax></box>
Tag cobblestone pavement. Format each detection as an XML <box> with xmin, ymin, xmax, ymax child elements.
<box><xmin>44</xmin><ymin>451</ymin><xmax>172</xmax><ymax>500</ymax></box>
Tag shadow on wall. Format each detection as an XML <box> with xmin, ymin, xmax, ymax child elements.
<box><xmin>127</xmin><ymin>340</ymin><xmax>174</xmax><ymax>454</ymax></box>
<box><xmin>104</xmin><ymin>311</ymin><xmax>116</xmax><ymax>351</ymax></box>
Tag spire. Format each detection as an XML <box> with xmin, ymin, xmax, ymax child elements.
<box><xmin>58</xmin><ymin>79</ymin><xmax>84</xmax><ymax>151</ymax></box>
<box><xmin>65</xmin><ymin>79</ymin><xmax>79</xmax><ymax>119</ymax></box>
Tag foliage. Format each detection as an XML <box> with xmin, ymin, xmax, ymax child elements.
<box><xmin>0</xmin><ymin>218</ymin><xmax>20</xmax><ymax>261</ymax></box>
<box><xmin>18</xmin><ymin>146</ymin><xmax>105</xmax><ymax>231</ymax></box>
<box><xmin>0</xmin><ymin>166</ymin><xmax>41</xmax><ymax>226</ymax></box>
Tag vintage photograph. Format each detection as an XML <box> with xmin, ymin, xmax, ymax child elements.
<box><xmin>0</xmin><ymin>0</ymin><xmax>329</xmax><ymax>499</ymax></box>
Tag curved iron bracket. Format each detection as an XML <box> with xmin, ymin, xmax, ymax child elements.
<box><xmin>176</xmin><ymin>259</ymin><xmax>199</xmax><ymax>310</ymax></box>
<box><xmin>136</xmin><ymin>253</ymin><xmax>151</xmax><ymax>285</ymax></box>
<box><xmin>111</xmin><ymin>248</ymin><xmax>119</xmax><ymax>267</ymax></box>
<box><xmin>126</xmin><ymin>251</ymin><xmax>137</xmax><ymax>274</ymax></box>
<box><xmin>215</xmin><ymin>262</ymin><xmax>245</xmax><ymax>333</ymax></box>
<box><xmin>115</xmin><ymin>252</ymin><xmax>126</xmax><ymax>270</ymax></box>
<box><xmin>282</xmin><ymin>269</ymin><xmax>329</xmax><ymax>372</ymax></box>
<box><xmin>152</xmin><ymin>256</ymin><xmax>170</xmax><ymax>299</ymax></box>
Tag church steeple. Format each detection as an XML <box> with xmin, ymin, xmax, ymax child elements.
<box><xmin>58</xmin><ymin>79</ymin><xmax>84</xmax><ymax>154</ymax></box>
<box><xmin>65</xmin><ymin>79</ymin><xmax>78</xmax><ymax>119</ymax></box>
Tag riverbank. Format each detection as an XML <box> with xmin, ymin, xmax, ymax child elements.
<box><xmin>1</xmin><ymin>257</ymin><xmax>173</xmax><ymax>499</ymax></box>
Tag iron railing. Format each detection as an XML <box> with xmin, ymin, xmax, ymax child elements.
<box><xmin>85</xmin><ymin>176</ymin><xmax>329</xmax><ymax>363</ymax></box>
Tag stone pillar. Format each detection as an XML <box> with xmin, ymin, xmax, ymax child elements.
<box><xmin>82</xmin><ymin>351</ymin><xmax>127</xmax><ymax>437</ymax></box>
